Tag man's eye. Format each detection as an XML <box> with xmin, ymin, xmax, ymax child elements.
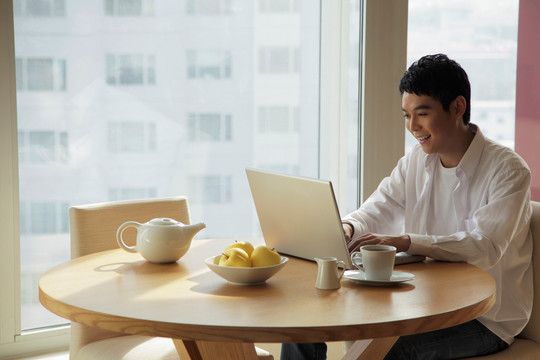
<box><xmin>403</xmin><ymin>114</ymin><xmax>410</xmax><ymax>120</ymax></box>
<box><xmin>418</xmin><ymin>113</ymin><xmax>427</xmax><ymax>116</ymax></box>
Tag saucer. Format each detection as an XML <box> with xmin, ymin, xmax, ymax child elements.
<box><xmin>343</xmin><ymin>270</ymin><xmax>415</xmax><ymax>286</ymax></box>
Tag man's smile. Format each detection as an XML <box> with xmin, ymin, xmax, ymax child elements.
<box><xmin>416</xmin><ymin>134</ymin><xmax>431</xmax><ymax>142</ymax></box>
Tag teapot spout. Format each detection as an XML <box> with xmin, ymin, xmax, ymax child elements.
<box><xmin>185</xmin><ymin>222</ymin><xmax>206</xmax><ymax>239</ymax></box>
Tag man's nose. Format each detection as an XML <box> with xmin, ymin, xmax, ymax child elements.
<box><xmin>407</xmin><ymin>115</ymin><xmax>420</xmax><ymax>131</ymax></box>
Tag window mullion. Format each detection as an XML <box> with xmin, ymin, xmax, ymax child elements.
<box><xmin>319</xmin><ymin>0</ymin><xmax>350</xmax><ymax>215</ymax></box>
<box><xmin>0</xmin><ymin>0</ymin><xmax>21</xmax><ymax>348</ymax></box>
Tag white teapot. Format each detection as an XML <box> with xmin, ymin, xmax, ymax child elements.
<box><xmin>116</xmin><ymin>218</ymin><xmax>206</xmax><ymax>263</ymax></box>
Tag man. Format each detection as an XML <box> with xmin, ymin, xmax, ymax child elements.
<box><xmin>281</xmin><ymin>54</ymin><xmax>533</xmax><ymax>360</ymax></box>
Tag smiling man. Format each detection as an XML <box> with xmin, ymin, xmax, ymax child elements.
<box><xmin>281</xmin><ymin>54</ymin><xmax>533</xmax><ymax>360</ymax></box>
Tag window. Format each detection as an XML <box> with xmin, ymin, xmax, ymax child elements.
<box><xmin>258</xmin><ymin>106</ymin><xmax>299</xmax><ymax>133</ymax></box>
<box><xmin>258</xmin><ymin>46</ymin><xmax>299</xmax><ymax>74</ymax></box>
<box><xmin>186</xmin><ymin>0</ymin><xmax>231</xmax><ymax>15</ymax></box>
<box><xmin>188</xmin><ymin>113</ymin><xmax>232</xmax><ymax>141</ymax></box>
<box><xmin>109</xmin><ymin>187</ymin><xmax>157</xmax><ymax>201</ymax></box>
<box><xmin>19</xmin><ymin>201</ymin><xmax>69</xmax><ymax>235</ymax></box>
<box><xmin>16</xmin><ymin>58</ymin><xmax>66</xmax><ymax>91</ymax></box>
<box><xmin>105</xmin><ymin>0</ymin><xmax>154</xmax><ymax>16</ymax></box>
<box><xmin>187</xmin><ymin>50</ymin><xmax>231</xmax><ymax>79</ymax></box>
<box><xmin>108</xmin><ymin>121</ymin><xmax>156</xmax><ymax>152</ymax></box>
<box><xmin>188</xmin><ymin>175</ymin><xmax>232</xmax><ymax>204</ymax></box>
<box><xmin>258</xmin><ymin>0</ymin><xmax>299</xmax><ymax>14</ymax></box>
<box><xmin>13</xmin><ymin>0</ymin><xmax>66</xmax><ymax>17</ymax></box>
<box><xmin>106</xmin><ymin>54</ymin><xmax>156</xmax><ymax>85</ymax></box>
<box><xmin>18</xmin><ymin>131</ymin><xmax>68</xmax><ymax>164</ymax></box>
<box><xmin>2</xmin><ymin>0</ymin><xmax>410</xmax><ymax>357</ymax></box>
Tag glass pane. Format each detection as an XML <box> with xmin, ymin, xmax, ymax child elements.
<box><xmin>15</xmin><ymin>0</ymin><xmax>323</xmax><ymax>330</ymax></box>
<box><xmin>406</xmin><ymin>0</ymin><xmax>519</xmax><ymax>152</ymax></box>
<box><xmin>27</xmin><ymin>0</ymin><xmax>52</xmax><ymax>17</ymax></box>
<box><xmin>28</xmin><ymin>131</ymin><xmax>55</xmax><ymax>162</ymax></box>
<box><xmin>118</xmin><ymin>0</ymin><xmax>142</xmax><ymax>16</ymax></box>
<box><xmin>199</xmin><ymin>114</ymin><xmax>221</xmax><ymax>141</ymax></box>
<box><xmin>27</xmin><ymin>58</ymin><xmax>54</xmax><ymax>91</ymax></box>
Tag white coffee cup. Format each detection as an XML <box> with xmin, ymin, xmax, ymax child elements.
<box><xmin>356</xmin><ymin>245</ymin><xmax>396</xmax><ymax>281</ymax></box>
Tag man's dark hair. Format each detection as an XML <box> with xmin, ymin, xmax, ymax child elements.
<box><xmin>399</xmin><ymin>54</ymin><xmax>471</xmax><ymax>124</ymax></box>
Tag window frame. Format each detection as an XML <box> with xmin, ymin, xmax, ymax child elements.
<box><xmin>0</xmin><ymin>0</ymin><xmax>407</xmax><ymax>357</ymax></box>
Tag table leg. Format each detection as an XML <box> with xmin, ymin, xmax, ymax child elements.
<box><xmin>342</xmin><ymin>337</ymin><xmax>399</xmax><ymax>360</ymax></box>
<box><xmin>173</xmin><ymin>339</ymin><xmax>259</xmax><ymax>360</ymax></box>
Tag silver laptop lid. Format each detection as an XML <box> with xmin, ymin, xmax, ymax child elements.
<box><xmin>246</xmin><ymin>168</ymin><xmax>353</xmax><ymax>269</ymax></box>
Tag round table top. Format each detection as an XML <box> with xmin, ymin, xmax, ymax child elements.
<box><xmin>39</xmin><ymin>239</ymin><xmax>496</xmax><ymax>343</ymax></box>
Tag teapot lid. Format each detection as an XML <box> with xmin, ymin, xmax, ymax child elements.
<box><xmin>148</xmin><ymin>218</ymin><xmax>180</xmax><ymax>226</ymax></box>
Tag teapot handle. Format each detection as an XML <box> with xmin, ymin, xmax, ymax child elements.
<box><xmin>116</xmin><ymin>221</ymin><xmax>141</xmax><ymax>253</ymax></box>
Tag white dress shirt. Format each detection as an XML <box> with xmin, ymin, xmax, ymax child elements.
<box><xmin>343</xmin><ymin>125</ymin><xmax>533</xmax><ymax>344</ymax></box>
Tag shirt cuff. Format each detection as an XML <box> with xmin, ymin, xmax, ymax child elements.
<box><xmin>407</xmin><ymin>233</ymin><xmax>433</xmax><ymax>254</ymax></box>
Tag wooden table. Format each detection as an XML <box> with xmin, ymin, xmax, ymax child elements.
<box><xmin>39</xmin><ymin>239</ymin><xmax>496</xmax><ymax>360</ymax></box>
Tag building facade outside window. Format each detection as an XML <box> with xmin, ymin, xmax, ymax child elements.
<box><xmin>16</xmin><ymin>58</ymin><xmax>66</xmax><ymax>91</ymax></box>
<box><xmin>13</xmin><ymin>0</ymin><xmax>66</xmax><ymax>17</ymax></box>
<box><xmin>187</xmin><ymin>50</ymin><xmax>232</xmax><ymax>79</ymax></box>
<box><xmin>105</xmin><ymin>0</ymin><xmax>154</xmax><ymax>16</ymax></box>
<box><xmin>188</xmin><ymin>113</ymin><xmax>232</xmax><ymax>142</ymax></box>
<box><xmin>186</xmin><ymin>0</ymin><xmax>231</xmax><ymax>15</ymax></box>
<box><xmin>106</xmin><ymin>54</ymin><xmax>156</xmax><ymax>85</ymax></box>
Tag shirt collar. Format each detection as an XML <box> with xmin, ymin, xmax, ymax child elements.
<box><xmin>456</xmin><ymin>123</ymin><xmax>484</xmax><ymax>181</ymax></box>
<box><xmin>422</xmin><ymin>123</ymin><xmax>485</xmax><ymax>181</ymax></box>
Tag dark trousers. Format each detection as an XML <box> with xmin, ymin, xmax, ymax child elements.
<box><xmin>281</xmin><ymin>319</ymin><xmax>509</xmax><ymax>360</ymax></box>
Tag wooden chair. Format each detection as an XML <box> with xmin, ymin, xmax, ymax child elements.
<box><xmin>464</xmin><ymin>201</ymin><xmax>540</xmax><ymax>359</ymax></box>
<box><xmin>69</xmin><ymin>196</ymin><xmax>273</xmax><ymax>360</ymax></box>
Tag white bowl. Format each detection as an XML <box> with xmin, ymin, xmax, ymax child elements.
<box><xmin>204</xmin><ymin>255</ymin><xmax>288</xmax><ymax>285</ymax></box>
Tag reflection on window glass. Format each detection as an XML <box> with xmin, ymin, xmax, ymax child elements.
<box><xmin>406</xmin><ymin>0</ymin><xmax>519</xmax><ymax>151</ymax></box>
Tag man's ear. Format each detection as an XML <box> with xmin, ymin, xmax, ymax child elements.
<box><xmin>452</xmin><ymin>96</ymin><xmax>467</xmax><ymax>120</ymax></box>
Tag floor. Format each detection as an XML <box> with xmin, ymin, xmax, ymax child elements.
<box><xmin>15</xmin><ymin>351</ymin><xmax>68</xmax><ymax>360</ymax></box>
<box><xmin>15</xmin><ymin>342</ymin><xmax>346</xmax><ymax>359</ymax></box>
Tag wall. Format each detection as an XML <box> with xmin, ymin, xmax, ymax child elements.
<box><xmin>516</xmin><ymin>0</ymin><xmax>540</xmax><ymax>201</ymax></box>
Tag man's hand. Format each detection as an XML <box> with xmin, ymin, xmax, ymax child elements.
<box><xmin>347</xmin><ymin>233</ymin><xmax>411</xmax><ymax>253</ymax></box>
<box><xmin>342</xmin><ymin>223</ymin><xmax>354</xmax><ymax>242</ymax></box>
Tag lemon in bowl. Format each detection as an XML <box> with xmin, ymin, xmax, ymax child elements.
<box><xmin>205</xmin><ymin>254</ymin><xmax>288</xmax><ymax>285</ymax></box>
<box><xmin>205</xmin><ymin>242</ymin><xmax>288</xmax><ymax>285</ymax></box>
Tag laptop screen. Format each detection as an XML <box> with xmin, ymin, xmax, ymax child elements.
<box><xmin>246</xmin><ymin>168</ymin><xmax>353</xmax><ymax>269</ymax></box>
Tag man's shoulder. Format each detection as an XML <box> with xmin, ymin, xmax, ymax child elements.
<box><xmin>481</xmin><ymin>137</ymin><xmax>530</xmax><ymax>172</ymax></box>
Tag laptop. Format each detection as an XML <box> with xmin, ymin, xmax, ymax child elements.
<box><xmin>246</xmin><ymin>168</ymin><xmax>355</xmax><ymax>269</ymax></box>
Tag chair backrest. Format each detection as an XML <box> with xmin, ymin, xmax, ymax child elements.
<box><xmin>519</xmin><ymin>201</ymin><xmax>540</xmax><ymax>343</ymax></box>
<box><xmin>68</xmin><ymin>196</ymin><xmax>191</xmax><ymax>358</ymax></box>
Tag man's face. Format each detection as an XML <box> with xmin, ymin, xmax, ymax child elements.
<box><xmin>401</xmin><ymin>92</ymin><xmax>458</xmax><ymax>156</ymax></box>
